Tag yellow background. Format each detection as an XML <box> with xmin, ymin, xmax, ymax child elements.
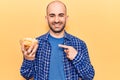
<box><xmin>0</xmin><ymin>0</ymin><xmax>120</xmax><ymax>80</ymax></box>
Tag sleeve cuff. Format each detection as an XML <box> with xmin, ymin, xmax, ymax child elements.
<box><xmin>22</xmin><ymin>59</ymin><xmax>34</xmax><ymax>66</ymax></box>
<box><xmin>72</xmin><ymin>52</ymin><xmax>83</xmax><ymax>65</ymax></box>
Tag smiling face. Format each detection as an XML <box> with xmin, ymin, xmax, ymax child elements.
<box><xmin>46</xmin><ymin>1</ymin><xmax>68</xmax><ymax>33</ymax></box>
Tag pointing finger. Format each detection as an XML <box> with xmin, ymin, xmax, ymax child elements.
<box><xmin>58</xmin><ymin>44</ymin><xmax>70</xmax><ymax>49</ymax></box>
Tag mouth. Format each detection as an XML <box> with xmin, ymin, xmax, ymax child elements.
<box><xmin>49</xmin><ymin>22</ymin><xmax>65</xmax><ymax>33</ymax></box>
<box><xmin>54</xmin><ymin>24</ymin><xmax>61</xmax><ymax>27</ymax></box>
<box><xmin>53</xmin><ymin>22</ymin><xmax>62</xmax><ymax>27</ymax></box>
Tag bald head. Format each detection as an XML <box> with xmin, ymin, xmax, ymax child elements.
<box><xmin>45</xmin><ymin>1</ymin><xmax>68</xmax><ymax>34</ymax></box>
<box><xmin>46</xmin><ymin>0</ymin><xmax>67</xmax><ymax>15</ymax></box>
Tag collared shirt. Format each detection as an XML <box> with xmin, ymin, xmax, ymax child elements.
<box><xmin>20</xmin><ymin>32</ymin><xmax>95</xmax><ymax>80</ymax></box>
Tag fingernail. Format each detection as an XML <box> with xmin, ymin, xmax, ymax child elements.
<box><xmin>58</xmin><ymin>44</ymin><xmax>61</xmax><ymax>47</ymax></box>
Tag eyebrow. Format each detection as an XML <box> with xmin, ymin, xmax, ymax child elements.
<box><xmin>49</xmin><ymin>13</ymin><xmax>65</xmax><ymax>16</ymax></box>
<box><xmin>59</xmin><ymin>13</ymin><xmax>65</xmax><ymax>16</ymax></box>
<box><xmin>49</xmin><ymin>13</ymin><xmax>55</xmax><ymax>16</ymax></box>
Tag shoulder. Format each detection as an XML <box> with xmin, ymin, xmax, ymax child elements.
<box><xmin>36</xmin><ymin>32</ymin><xmax>49</xmax><ymax>41</ymax></box>
<box><xmin>66</xmin><ymin>33</ymin><xmax>88</xmax><ymax>50</ymax></box>
<box><xmin>66</xmin><ymin>33</ymin><xmax>86</xmax><ymax>45</ymax></box>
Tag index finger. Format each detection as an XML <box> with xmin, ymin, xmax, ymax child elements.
<box><xmin>58</xmin><ymin>44</ymin><xmax>70</xmax><ymax>49</ymax></box>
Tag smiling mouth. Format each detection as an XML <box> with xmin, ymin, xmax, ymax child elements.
<box><xmin>54</xmin><ymin>24</ymin><xmax>61</xmax><ymax>27</ymax></box>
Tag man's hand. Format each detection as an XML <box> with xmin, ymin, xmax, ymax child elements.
<box><xmin>20</xmin><ymin>41</ymin><xmax>38</xmax><ymax>60</ymax></box>
<box><xmin>58</xmin><ymin>44</ymin><xmax>78</xmax><ymax>60</ymax></box>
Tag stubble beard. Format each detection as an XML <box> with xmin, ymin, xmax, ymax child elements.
<box><xmin>48</xmin><ymin>22</ymin><xmax>66</xmax><ymax>33</ymax></box>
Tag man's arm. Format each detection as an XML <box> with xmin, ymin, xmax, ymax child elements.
<box><xmin>72</xmin><ymin>41</ymin><xmax>95</xmax><ymax>80</ymax></box>
<box><xmin>20</xmin><ymin>38</ymin><xmax>38</xmax><ymax>79</ymax></box>
<box><xmin>59</xmin><ymin>41</ymin><xmax>95</xmax><ymax>80</ymax></box>
<box><xmin>20</xmin><ymin>59</ymin><xmax>34</xmax><ymax>79</ymax></box>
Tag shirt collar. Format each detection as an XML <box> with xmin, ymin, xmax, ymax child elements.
<box><xmin>63</xmin><ymin>31</ymin><xmax>72</xmax><ymax>41</ymax></box>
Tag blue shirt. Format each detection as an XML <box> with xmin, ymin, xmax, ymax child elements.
<box><xmin>48</xmin><ymin>34</ymin><xmax>65</xmax><ymax>80</ymax></box>
<box><xmin>20</xmin><ymin>31</ymin><xmax>95</xmax><ymax>80</ymax></box>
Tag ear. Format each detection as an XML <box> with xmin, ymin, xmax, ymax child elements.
<box><xmin>45</xmin><ymin>16</ymin><xmax>48</xmax><ymax>22</ymax></box>
<box><xmin>66</xmin><ymin>15</ymin><xmax>69</xmax><ymax>22</ymax></box>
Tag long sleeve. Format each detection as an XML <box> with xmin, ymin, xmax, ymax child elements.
<box><xmin>72</xmin><ymin>41</ymin><xmax>95</xmax><ymax>80</ymax></box>
<box><xmin>20</xmin><ymin>59</ymin><xmax>35</xmax><ymax>80</ymax></box>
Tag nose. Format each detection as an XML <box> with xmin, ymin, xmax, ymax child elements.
<box><xmin>55</xmin><ymin>16</ymin><xmax>59</xmax><ymax>23</ymax></box>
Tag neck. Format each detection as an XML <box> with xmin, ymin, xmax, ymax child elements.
<box><xmin>49</xmin><ymin>30</ymin><xmax>65</xmax><ymax>38</ymax></box>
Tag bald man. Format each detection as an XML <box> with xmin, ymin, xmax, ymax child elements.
<box><xmin>20</xmin><ymin>1</ymin><xmax>95</xmax><ymax>80</ymax></box>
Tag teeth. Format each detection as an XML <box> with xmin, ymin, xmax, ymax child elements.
<box><xmin>54</xmin><ymin>24</ymin><xmax>60</xmax><ymax>27</ymax></box>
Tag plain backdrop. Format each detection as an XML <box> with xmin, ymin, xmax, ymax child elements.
<box><xmin>0</xmin><ymin>0</ymin><xmax>120</xmax><ymax>80</ymax></box>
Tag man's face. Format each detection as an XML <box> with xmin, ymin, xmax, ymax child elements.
<box><xmin>46</xmin><ymin>2</ymin><xmax>68</xmax><ymax>33</ymax></box>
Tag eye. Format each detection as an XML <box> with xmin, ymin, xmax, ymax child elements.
<box><xmin>49</xmin><ymin>14</ymin><xmax>55</xmax><ymax>17</ymax></box>
<box><xmin>59</xmin><ymin>13</ymin><xmax>64</xmax><ymax>17</ymax></box>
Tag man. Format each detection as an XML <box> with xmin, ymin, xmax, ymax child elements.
<box><xmin>20</xmin><ymin>0</ymin><xmax>95</xmax><ymax>80</ymax></box>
